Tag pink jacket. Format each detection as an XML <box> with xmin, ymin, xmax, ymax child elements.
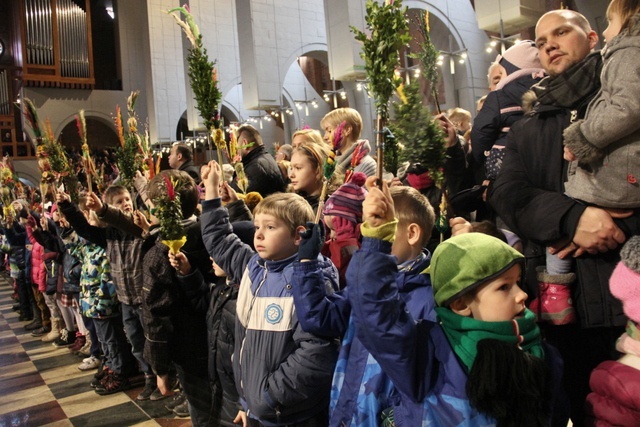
<box><xmin>585</xmin><ymin>359</ymin><xmax>640</xmax><ymax>426</ymax></box>
<box><xmin>26</xmin><ymin>226</ymin><xmax>46</xmax><ymax>291</ymax></box>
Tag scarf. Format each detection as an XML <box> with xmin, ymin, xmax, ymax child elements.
<box><xmin>532</xmin><ymin>51</ymin><xmax>602</xmax><ymax>110</ymax></box>
<box><xmin>336</xmin><ymin>139</ymin><xmax>371</xmax><ymax>173</ymax></box>
<box><xmin>435</xmin><ymin>307</ymin><xmax>543</xmax><ymax>372</ymax></box>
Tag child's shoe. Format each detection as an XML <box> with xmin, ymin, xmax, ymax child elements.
<box><xmin>529</xmin><ymin>269</ymin><xmax>576</xmax><ymax>325</ymax></box>
<box><xmin>78</xmin><ymin>355</ymin><xmax>101</xmax><ymax>371</ymax></box>
<box><xmin>31</xmin><ymin>325</ymin><xmax>51</xmax><ymax>337</ymax></box>
<box><xmin>135</xmin><ymin>375</ymin><xmax>157</xmax><ymax>401</ymax></box>
<box><xmin>53</xmin><ymin>328</ymin><xmax>77</xmax><ymax>347</ymax></box>
<box><xmin>172</xmin><ymin>400</ymin><xmax>190</xmax><ymax>417</ymax></box>
<box><xmin>24</xmin><ymin>319</ymin><xmax>42</xmax><ymax>331</ymax></box>
<box><xmin>90</xmin><ymin>366</ymin><xmax>111</xmax><ymax>389</ymax></box>
<box><xmin>41</xmin><ymin>319</ymin><xmax>62</xmax><ymax>343</ymax></box>
<box><xmin>69</xmin><ymin>333</ymin><xmax>86</xmax><ymax>353</ymax></box>
<box><xmin>95</xmin><ymin>373</ymin><xmax>131</xmax><ymax>395</ymax></box>
<box><xmin>76</xmin><ymin>337</ymin><xmax>92</xmax><ymax>357</ymax></box>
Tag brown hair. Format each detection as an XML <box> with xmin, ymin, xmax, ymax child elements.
<box><xmin>253</xmin><ymin>192</ymin><xmax>313</xmax><ymax>235</ymax></box>
<box><xmin>172</xmin><ymin>142</ymin><xmax>193</xmax><ymax>162</ymax></box>
<box><xmin>103</xmin><ymin>185</ymin><xmax>129</xmax><ymax>206</ymax></box>
<box><xmin>148</xmin><ymin>170</ymin><xmax>199</xmax><ymax>219</ymax></box>
<box><xmin>390</xmin><ymin>186</ymin><xmax>435</xmax><ymax>247</ymax></box>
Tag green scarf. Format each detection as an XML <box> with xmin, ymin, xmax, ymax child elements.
<box><xmin>435</xmin><ymin>307</ymin><xmax>544</xmax><ymax>372</ymax></box>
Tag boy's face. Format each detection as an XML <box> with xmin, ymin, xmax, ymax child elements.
<box><xmin>211</xmin><ymin>258</ymin><xmax>226</xmax><ymax>278</ymax></box>
<box><xmin>462</xmin><ymin>264</ymin><xmax>527</xmax><ymax>322</ymax></box>
<box><xmin>110</xmin><ymin>191</ymin><xmax>133</xmax><ymax>214</ymax></box>
<box><xmin>253</xmin><ymin>213</ymin><xmax>302</xmax><ymax>261</ymax></box>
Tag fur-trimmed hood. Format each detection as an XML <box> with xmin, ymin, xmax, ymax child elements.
<box><xmin>522</xmin><ymin>90</ymin><xmax>538</xmax><ymax>115</ymax></box>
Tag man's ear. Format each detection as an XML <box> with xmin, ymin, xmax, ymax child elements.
<box><xmin>293</xmin><ymin>225</ymin><xmax>306</xmax><ymax>246</ymax></box>
<box><xmin>450</xmin><ymin>297</ymin><xmax>472</xmax><ymax>317</ymax></box>
<box><xmin>407</xmin><ymin>223</ymin><xmax>422</xmax><ymax>247</ymax></box>
<box><xmin>587</xmin><ymin>30</ymin><xmax>599</xmax><ymax>50</ymax></box>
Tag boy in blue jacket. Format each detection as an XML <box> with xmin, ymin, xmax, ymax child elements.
<box><xmin>200</xmin><ymin>160</ymin><xmax>339</xmax><ymax>427</ymax></box>
<box><xmin>292</xmin><ymin>185</ymin><xmax>436</xmax><ymax>426</ymax></box>
<box><xmin>348</xmin><ymin>177</ymin><xmax>569</xmax><ymax>426</ymax></box>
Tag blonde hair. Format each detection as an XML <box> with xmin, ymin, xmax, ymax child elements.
<box><xmin>253</xmin><ymin>192</ymin><xmax>313</xmax><ymax>235</ymax></box>
<box><xmin>292</xmin><ymin>129</ymin><xmax>324</xmax><ymax>147</ymax></box>
<box><xmin>390</xmin><ymin>186</ymin><xmax>435</xmax><ymax>247</ymax></box>
<box><xmin>608</xmin><ymin>0</ymin><xmax>640</xmax><ymax>31</ymax></box>
<box><xmin>320</xmin><ymin>108</ymin><xmax>363</xmax><ymax>140</ymax></box>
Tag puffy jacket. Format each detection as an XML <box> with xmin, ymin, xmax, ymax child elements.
<box><xmin>292</xmin><ymin>242</ymin><xmax>435</xmax><ymax>427</ymax></box>
<box><xmin>236</xmin><ymin>145</ymin><xmax>286</xmax><ymax>197</ymax></box>
<box><xmin>3</xmin><ymin>222</ymin><xmax>27</xmax><ymax>278</ymax></box>
<box><xmin>142</xmin><ymin>220</ymin><xmax>210</xmax><ymax>377</ymax></box>
<box><xmin>26</xmin><ymin>226</ymin><xmax>46</xmax><ymax>292</ymax></box>
<box><xmin>64</xmin><ymin>230</ymin><xmax>119</xmax><ymax>319</ymax></box>
<box><xmin>201</xmin><ymin>198</ymin><xmax>339</xmax><ymax>426</ymax></box>
<box><xmin>585</xmin><ymin>359</ymin><xmax>640</xmax><ymax>426</ymax></box>
<box><xmin>347</xmin><ymin>234</ymin><xmax>568</xmax><ymax>426</ymax></box>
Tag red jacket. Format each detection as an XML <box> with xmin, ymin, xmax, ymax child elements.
<box><xmin>585</xmin><ymin>360</ymin><xmax>640</xmax><ymax>426</ymax></box>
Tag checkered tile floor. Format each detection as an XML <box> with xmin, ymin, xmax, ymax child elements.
<box><xmin>0</xmin><ymin>273</ymin><xmax>192</xmax><ymax>427</ymax></box>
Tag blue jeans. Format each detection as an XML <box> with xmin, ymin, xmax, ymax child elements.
<box><xmin>175</xmin><ymin>362</ymin><xmax>214</xmax><ymax>427</ymax></box>
<box><xmin>82</xmin><ymin>316</ymin><xmax>102</xmax><ymax>358</ymax></box>
<box><xmin>121</xmin><ymin>303</ymin><xmax>152</xmax><ymax>375</ymax></box>
<box><xmin>94</xmin><ymin>317</ymin><xmax>131</xmax><ymax>374</ymax></box>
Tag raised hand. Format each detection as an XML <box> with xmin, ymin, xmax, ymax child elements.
<box><xmin>363</xmin><ymin>176</ymin><xmax>395</xmax><ymax>228</ymax></box>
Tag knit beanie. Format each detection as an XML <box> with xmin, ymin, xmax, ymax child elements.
<box><xmin>323</xmin><ymin>172</ymin><xmax>367</xmax><ymax>223</ymax></box>
<box><xmin>432</xmin><ymin>233</ymin><xmax>524</xmax><ymax>307</ymax></box>
<box><xmin>497</xmin><ymin>40</ymin><xmax>540</xmax><ymax>76</ymax></box>
<box><xmin>610</xmin><ymin>236</ymin><xmax>640</xmax><ymax>323</ymax></box>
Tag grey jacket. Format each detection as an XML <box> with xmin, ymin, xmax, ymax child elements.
<box><xmin>564</xmin><ymin>13</ymin><xmax>640</xmax><ymax>208</ymax></box>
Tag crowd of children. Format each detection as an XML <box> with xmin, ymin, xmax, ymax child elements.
<box><xmin>3</xmin><ymin>3</ymin><xmax>640</xmax><ymax>425</ymax></box>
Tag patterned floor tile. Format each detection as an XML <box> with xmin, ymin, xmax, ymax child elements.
<box><xmin>68</xmin><ymin>401</ymin><xmax>150</xmax><ymax>427</ymax></box>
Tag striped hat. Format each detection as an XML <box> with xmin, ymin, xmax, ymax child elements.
<box><xmin>323</xmin><ymin>172</ymin><xmax>367</xmax><ymax>223</ymax></box>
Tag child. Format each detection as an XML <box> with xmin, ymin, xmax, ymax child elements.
<box><xmin>293</xmin><ymin>184</ymin><xmax>435</xmax><ymax>426</ymax></box>
<box><xmin>346</xmin><ymin>178</ymin><xmax>568</xmax><ymax>426</ymax></box>
<box><xmin>535</xmin><ymin>0</ymin><xmax>640</xmax><ymax>325</ymax></box>
<box><xmin>288</xmin><ymin>142</ymin><xmax>331</xmax><ymax>211</ymax></box>
<box><xmin>60</xmin><ymin>195</ymin><xmax>128</xmax><ymax>374</ymax></box>
<box><xmin>321</xmin><ymin>171</ymin><xmax>367</xmax><ymax>288</ymax></box>
<box><xmin>137</xmin><ymin>170</ymin><xmax>212</xmax><ymax>425</ymax></box>
<box><xmin>169</xmin><ymin>221</ymin><xmax>255</xmax><ymax>426</ymax></box>
<box><xmin>201</xmin><ymin>160</ymin><xmax>339</xmax><ymax>426</ymax></box>
<box><xmin>471</xmin><ymin>40</ymin><xmax>545</xmax><ymax>181</ymax></box>
<box><xmin>320</xmin><ymin>108</ymin><xmax>377</xmax><ymax>177</ymax></box>
<box><xmin>586</xmin><ymin>235</ymin><xmax>640</xmax><ymax>425</ymax></box>
<box><xmin>58</xmin><ymin>186</ymin><xmax>152</xmax><ymax>396</ymax></box>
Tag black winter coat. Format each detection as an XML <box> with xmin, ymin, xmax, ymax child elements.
<box><xmin>236</xmin><ymin>145</ymin><xmax>285</xmax><ymax>197</ymax></box>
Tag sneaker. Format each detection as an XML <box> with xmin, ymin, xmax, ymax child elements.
<box><xmin>78</xmin><ymin>355</ymin><xmax>101</xmax><ymax>371</ymax></box>
<box><xmin>172</xmin><ymin>400</ymin><xmax>190</xmax><ymax>417</ymax></box>
<box><xmin>31</xmin><ymin>325</ymin><xmax>51</xmax><ymax>337</ymax></box>
<box><xmin>95</xmin><ymin>373</ymin><xmax>131</xmax><ymax>395</ymax></box>
<box><xmin>53</xmin><ymin>329</ymin><xmax>76</xmax><ymax>347</ymax></box>
<box><xmin>164</xmin><ymin>391</ymin><xmax>186</xmax><ymax>412</ymax></box>
<box><xmin>69</xmin><ymin>333</ymin><xmax>86</xmax><ymax>353</ymax></box>
<box><xmin>24</xmin><ymin>319</ymin><xmax>42</xmax><ymax>331</ymax></box>
<box><xmin>149</xmin><ymin>387</ymin><xmax>169</xmax><ymax>401</ymax></box>
<box><xmin>135</xmin><ymin>379</ymin><xmax>157</xmax><ymax>401</ymax></box>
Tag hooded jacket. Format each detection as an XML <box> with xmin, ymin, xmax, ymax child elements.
<box><xmin>563</xmin><ymin>13</ymin><xmax>640</xmax><ymax>208</ymax></box>
<box><xmin>237</xmin><ymin>145</ymin><xmax>286</xmax><ymax>197</ymax></box>
<box><xmin>201</xmin><ymin>198</ymin><xmax>339</xmax><ymax>426</ymax></box>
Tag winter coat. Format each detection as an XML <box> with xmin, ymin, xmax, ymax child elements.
<box><xmin>487</xmin><ymin>52</ymin><xmax>633</xmax><ymax>328</ymax></box>
<box><xmin>177</xmin><ymin>269</ymin><xmax>242</xmax><ymax>427</ymax></box>
<box><xmin>471</xmin><ymin>73</ymin><xmax>544</xmax><ymax>180</ymax></box>
<box><xmin>292</xmin><ymin>242</ymin><xmax>434</xmax><ymax>427</ymax></box>
<box><xmin>346</xmin><ymin>235</ymin><xmax>568</xmax><ymax>426</ymax></box>
<box><xmin>201</xmin><ymin>198</ymin><xmax>339</xmax><ymax>426</ymax></box>
<box><xmin>585</xmin><ymin>359</ymin><xmax>640</xmax><ymax>426</ymax></box>
<box><xmin>3</xmin><ymin>222</ymin><xmax>26</xmax><ymax>279</ymax></box>
<box><xmin>237</xmin><ymin>145</ymin><xmax>286</xmax><ymax>197</ymax></box>
<box><xmin>142</xmin><ymin>220</ymin><xmax>210</xmax><ymax>377</ymax></box>
<box><xmin>25</xmin><ymin>227</ymin><xmax>46</xmax><ymax>292</ymax></box>
<box><xmin>59</xmin><ymin>200</ymin><xmax>145</xmax><ymax>306</ymax></box>
<box><xmin>30</xmin><ymin>224</ymin><xmax>67</xmax><ymax>295</ymax></box>
<box><xmin>564</xmin><ymin>13</ymin><xmax>640</xmax><ymax>208</ymax></box>
<box><xmin>64</xmin><ymin>230</ymin><xmax>119</xmax><ymax>319</ymax></box>
<box><xmin>178</xmin><ymin>159</ymin><xmax>201</xmax><ymax>184</ymax></box>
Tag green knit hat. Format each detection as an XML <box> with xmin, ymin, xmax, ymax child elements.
<box><xmin>432</xmin><ymin>233</ymin><xmax>524</xmax><ymax>307</ymax></box>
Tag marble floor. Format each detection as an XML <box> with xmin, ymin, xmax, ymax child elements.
<box><xmin>0</xmin><ymin>274</ymin><xmax>192</xmax><ymax>427</ymax></box>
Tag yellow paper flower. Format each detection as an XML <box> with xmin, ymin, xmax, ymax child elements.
<box><xmin>162</xmin><ymin>236</ymin><xmax>187</xmax><ymax>254</ymax></box>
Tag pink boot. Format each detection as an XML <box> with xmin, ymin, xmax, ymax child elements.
<box><xmin>529</xmin><ymin>269</ymin><xmax>576</xmax><ymax>325</ymax></box>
